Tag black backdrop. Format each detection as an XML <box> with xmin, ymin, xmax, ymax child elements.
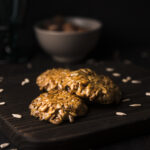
<box><xmin>1</xmin><ymin>0</ymin><xmax>150</xmax><ymax>55</ymax></box>
<box><xmin>26</xmin><ymin>0</ymin><xmax>150</xmax><ymax>48</ymax></box>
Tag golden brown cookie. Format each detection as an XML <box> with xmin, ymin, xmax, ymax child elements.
<box><xmin>36</xmin><ymin>68</ymin><xmax>121</xmax><ymax>104</ymax></box>
<box><xmin>63</xmin><ymin>68</ymin><xmax>121</xmax><ymax>104</ymax></box>
<box><xmin>29</xmin><ymin>90</ymin><xmax>88</xmax><ymax>124</ymax></box>
<box><xmin>36</xmin><ymin>68</ymin><xmax>70</xmax><ymax>91</ymax></box>
<box><xmin>95</xmin><ymin>75</ymin><xmax>121</xmax><ymax>104</ymax></box>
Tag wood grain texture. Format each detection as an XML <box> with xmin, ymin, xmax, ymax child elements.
<box><xmin>0</xmin><ymin>62</ymin><xmax>150</xmax><ymax>150</ymax></box>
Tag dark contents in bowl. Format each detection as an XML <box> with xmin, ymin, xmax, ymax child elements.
<box><xmin>43</xmin><ymin>16</ymin><xmax>88</xmax><ymax>32</ymax></box>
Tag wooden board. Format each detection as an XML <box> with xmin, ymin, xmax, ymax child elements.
<box><xmin>0</xmin><ymin>62</ymin><xmax>150</xmax><ymax>150</ymax></box>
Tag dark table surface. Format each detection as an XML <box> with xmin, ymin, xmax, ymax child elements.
<box><xmin>0</xmin><ymin>48</ymin><xmax>150</xmax><ymax>150</ymax></box>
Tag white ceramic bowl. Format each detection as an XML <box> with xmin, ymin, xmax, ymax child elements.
<box><xmin>34</xmin><ymin>17</ymin><xmax>102</xmax><ymax>63</ymax></box>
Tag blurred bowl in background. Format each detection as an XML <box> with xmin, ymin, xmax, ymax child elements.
<box><xmin>34</xmin><ymin>17</ymin><xmax>102</xmax><ymax>63</ymax></box>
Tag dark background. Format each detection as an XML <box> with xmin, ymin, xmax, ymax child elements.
<box><xmin>27</xmin><ymin>0</ymin><xmax>150</xmax><ymax>48</ymax></box>
<box><xmin>1</xmin><ymin>0</ymin><xmax>150</xmax><ymax>58</ymax></box>
<box><xmin>22</xmin><ymin>0</ymin><xmax>150</xmax><ymax>50</ymax></box>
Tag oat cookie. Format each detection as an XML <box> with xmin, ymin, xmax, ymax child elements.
<box><xmin>36</xmin><ymin>68</ymin><xmax>121</xmax><ymax>104</ymax></box>
<box><xmin>95</xmin><ymin>75</ymin><xmax>121</xmax><ymax>104</ymax></box>
<box><xmin>36</xmin><ymin>68</ymin><xmax>70</xmax><ymax>91</ymax></box>
<box><xmin>63</xmin><ymin>68</ymin><xmax>121</xmax><ymax>104</ymax></box>
<box><xmin>29</xmin><ymin>90</ymin><xmax>88</xmax><ymax>124</ymax></box>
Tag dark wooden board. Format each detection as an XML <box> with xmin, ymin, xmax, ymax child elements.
<box><xmin>0</xmin><ymin>62</ymin><xmax>150</xmax><ymax>150</ymax></box>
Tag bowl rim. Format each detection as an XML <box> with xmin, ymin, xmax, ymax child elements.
<box><xmin>34</xmin><ymin>16</ymin><xmax>103</xmax><ymax>35</ymax></box>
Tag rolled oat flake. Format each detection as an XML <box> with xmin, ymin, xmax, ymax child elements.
<box><xmin>0</xmin><ymin>89</ymin><xmax>4</xmax><ymax>93</ymax></box>
<box><xmin>145</xmin><ymin>92</ymin><xmax>150</xmax><ymax>96</ymax></box>
<box><xmin>112</xmin><ymin>73</ymin><xmax>121</xmax><ymax>77</ymax></box>
<box><xmin>131</xmin><ymin>80</ymin><xmax>142</xmax><ymax>84</ymax></box>
<box><xmin>12</xmin><ymin>114</ymin><xmax>22</xmax><ymax>119</ymax></box>
<box><xmin>105</xmin><ymin>67</ymin><xmax>114</xmax><ymax>72</ymax></box>
<box><xmin>0</xmin><ymin>102</ymin><xmax>6</xmax><ymax>105</ymax></box>
<box><xmin>129</xmin><ymin>104</ymin><xmax>142</xmax><ymax>107</ymax></box>
<box><xmin>0</xmin><ymin>143</ymin><xmax>10</xmax><ymax>149</ymax></box>
<box><xmin>122</xmin><ymin>98</ymin><xmax>131</xmax><ymax>102</ymax></box>
<box><xmin>115</xmin><ymin>112</ymin><xmax>127</xmax><ymax>116</ymax></box>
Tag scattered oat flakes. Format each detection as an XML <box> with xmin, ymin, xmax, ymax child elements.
<box><xmin>0</xmin><ymin>76</ymin><xmax>4</xmax><ymax>82</ymax></box>
<box><xmin>112</xmin><ymin>73</ymin><xmax>121</xmax><ymax>77</ymax></box>
<box><xmin>0</xmin><ymin>89</ymin><xmax>4</xmax><ymax>93</ymax></box>
<box><xmin>27</xmin><ymin>63</ymin><xmax>32</xmax><ymax>69</ymax></box>
<box><xmin>129</xmin><ymin>104</ymin><xmax>142</xmax><ymax>107</ymax></box>
<box><xmin>141</xmin><ymin>51</ymin><xmax>149</xmax><ymax>58</ymax></box>
<box><xmin>122</xmin><ymin>98</ymin><xmax>131</xmax><ymax>102</ymax></box>
<box><xmin>115</xmin><ymin>112</ymin><xmax>127</xmax><ymax>116</ymax></box>
<box><xmin>0</xmin><ymin>102</ymin><xmax>5</xmax><ymax>105</ymax></box>
<box><xmin>0</xmin><ymin>143</ymin><xmax>10</xmax><ymax>149</ymax></box>
<box><xmin>131</xmin><ymin>80</ymin><xmax>142</xmax><ymax>84</ymax></box>
<box><xmin>12</xmin><ymin>114</ymin><xmax>22</xmax><ymax>119</ymax></box>
<box><xmin>124</xmin><ymin>59</ymin><xmax>132</xmax><ymax>64</ymax></box>
<box><xmin>122</xmin><ymin>76</ymin><xmax>132</xmax><ymax>83</ymax></box>
<box><xmin>86</xmin><ymin>59</ymin><xmax>96</xmax><ymax>65</ymax></box>
<box><xmin>105</xmin><ymin>67</ymin><xmax>114</xmax><ymax>72</ymax></box>
<box><xmin>145</xmin><ymin>92</ymin><xmax>150</xmax><ymax>96</ymax></box>
<box><xmin>126</xmin><ymin>76</ymin><xmax>132</xmax><ymax>81</ymax></box>
<box><xmin>122</xmin><ymin>78</ymin><xmax>128</xmax><ymax>83</ymax></box>
<box><xmin>21</xmin><ymin>78</ymin><xmax>30</xmax><ymax>86</ymax></box>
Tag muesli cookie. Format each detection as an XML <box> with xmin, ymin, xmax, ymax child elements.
<box><xmin>36</xmin><ymin>68</ymin><xmax>70</xmax><ymax>91</ymax></box>
<box><xmin>29</xmin><ymin>90</ymin><xmax>88</xmax><ymax>124</ymax></box>
<box><xmin>63</xmin><ymin>68</ymin><xmax>121</xmax><ymax>104</ymax></box>
<box><xmin>36</xmin><ymin>68</ymin><xmax>121</xmax><ymax>104</ymax></box>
